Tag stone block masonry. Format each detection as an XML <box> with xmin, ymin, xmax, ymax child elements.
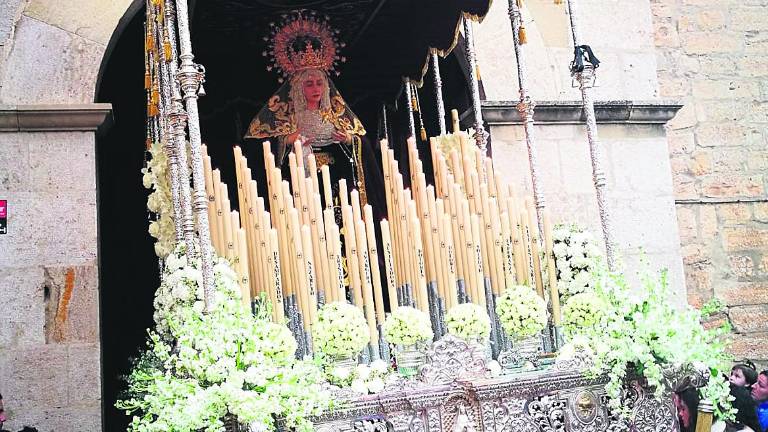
<box><xmin>652</xmin><ymin>0</ymin><xmax>768</xmax><ymax>361</ymax></box>
<box><xmin>0</xmin><ymin>106</ymin><xmax>109</xmax><ymax>432</ymax></box>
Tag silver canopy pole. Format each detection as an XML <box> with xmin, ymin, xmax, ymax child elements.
<box><xmin>565</xmin><ymin>0</ymin><xmax>617</xmax><ymax>270</ymax></box>
<box><xmin>462</xmin><ymin>17</ymin><xmax>488</xmax><ymax>155</ymax></box>
<box><xmin>431</xmin><ymin>53</ymin><xmax>447</xmax><ymax>136</ymax></box>
<box><xmin>506</xmin><ymin>0</ymin><xmax>546</xmax><ymax>234</ymax></box>
<box><xmin>173</xmin><ymin>0</ymin><xmax>217</xmax><ymax>309</ymax></box>
<box><xmin>404</xmin><ymin>79</ymin><xmax>417</xmax><ymax>139</ymax></box>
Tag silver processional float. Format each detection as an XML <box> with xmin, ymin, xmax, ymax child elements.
<box><xmin>135</xmin><ymin>0</ymin><xmax>722</xmax><ymax>430</ymax></box>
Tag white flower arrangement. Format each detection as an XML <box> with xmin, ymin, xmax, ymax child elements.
<box><xmin>382</xmin><ymin>306</ymin><xmax>434</xmax><ymax>346</ymax></box>
<box><xmin>445</xmin><ymin>303</ymin><xmax>491</xmax><ymax>342</ymax></box>
<box><xmin>153</xmin><ymin>244</ymin><xmax>240</xmax><ymax>338</ymax></box>
<box><xmin>573</xmin><ymin>265</ymin><xmax>734</xmax><ymax>420</ymax></box>
<box><xmin>142</xmin><ymin>140</ymin><xmax>176</xmax><ymax>258</ymax></box>
<box><xmin>552</xmin><ymin>224</ymin><xmax>603</xmax><ymax>300</ymax></box>
<box><xmin>329</xmin><ymin>359</ymin><xmax>392</xmax><ymax>394</ymax></box>
<box><xmin>117</xmin><ymin>249</ymin><xmax>329</xmax><ymax>432</ymax></box>
<box><xmin>561</xmin><ymin>293</ymin><xmax>606</xmax><ymax>336</ymax></box>
<box><xmin>495</xmin><ymin>285</ymin><xmax>547</xmax><ymax>340</ymax></box>
<box><xmin>313</xmin><ymin>302</ymin><xmax>370</xmax><ymax>359</ymax></box>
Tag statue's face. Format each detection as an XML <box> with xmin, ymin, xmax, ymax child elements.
<box><xmin>302</xmin><ymin>70</ymin><xmax>325</xmax><ymax>106</ymax></box>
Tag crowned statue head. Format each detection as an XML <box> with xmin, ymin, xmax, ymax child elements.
<box><xmin>245</xmin><ymin>11</ymin><xmax>365</xmax><ymax>152</ymax></box>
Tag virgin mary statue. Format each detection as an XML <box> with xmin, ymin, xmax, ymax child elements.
<box><xmin>244</xmin><ymin>12</ymin><xmax>382</xmax><ymax>212</ymax></box>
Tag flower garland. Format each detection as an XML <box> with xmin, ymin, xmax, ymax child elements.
<box><xmin>552</xmin><ymin>224</ymin><xmax>603</xmax><ymax>300</ymax></box>
<box><xmin>382</xmin><ymin>306</ymin><xmax>434</xmax><ymax>346</ymax></box>
<box><xmin>142</xmin><ymin>140</ymin><xmax>176</xmax><ymax>258</ymax></box>
<box><xmin>561</xmin><ymin>293</ymin><xmax>606</xmax><ymax>337</ymax></box>
<box><xmin>117</xmin><ymin>247</ymin><xmax>329</xmax><ymax>432</ymax></box>
<box><xmin>313</xmin><ymin>302</ymin><xmax>370</xmax><ymax>359</ymax></box>
<box><xmin>573</xmin><ymin>266</ymin><xmax>734</xmax><ymax>419</ymax></box>
<box><xmin>445</xmin><ymin>303</ymin><xmax>491</xmax><ymax>342</ymax></box>
<box><xmin>495</xmin><ymin>285</ymin><xmax>548</xmax><ymax>340</ymax></box>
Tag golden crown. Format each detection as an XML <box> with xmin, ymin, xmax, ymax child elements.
<box><xmin>263</xmin><ymin>12</ymin><xmax>344</xmax><ymax>81</ymax></box>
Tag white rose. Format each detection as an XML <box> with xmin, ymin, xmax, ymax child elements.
<box><xmin>192</xmin><ymin>301</ymin><xmax>205</xmax><ymax>313</ymax></box>
<box><xmin>331</xmin><ymin>366</ymin><xmax>352</xmax><ymax>382</ymax></box>
<box><xmin>351</xmin><ymin>379</ymin><xmax>368</xmax><ymax>394</ymax></box>
<box><xmin>552</xmin><ymin>243</ymin><xmax>568</xmax><ymax>258</ymax></box>
<box><xmin>142</xmin><ymin>172</ymin><xmax>153</xmax><ymax>189</ymax></box>
<box><xmin>369</xmin><ymin>359</ymin><xmax>388</xmax><ymax>374</ymax></box>
<box><xmin>487</xmin><ymin>360</ymin><xmax>502</xmax><ymax>377</ymax></box>
<box><xmin>355</xmin><ymin>364</ymin><xmax>372</xmax><ymax>381</ymax></box>
<box><xmin>367</xmin><ymin>377</ymin><xmax>385</xmax><ymax>393</ymax></box>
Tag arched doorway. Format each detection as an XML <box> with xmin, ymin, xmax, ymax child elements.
<box><xmin>95</xmin><ymin>2</ymin><xmax>479</xmax><ymax>429</ymax></box>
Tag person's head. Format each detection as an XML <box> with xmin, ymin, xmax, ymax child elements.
<box><xmin>674</xmin><ymin>386</ymin><xmax>700</xmax><ymax>432</ymax></box>
<box><xmin>290</xmin><ymin>69</ymin><xmax>330</xmax><ymax>111</ymax></box>
<box><xmin>729</xmin><ymin>384</ymin><xmax>761</xmax><ymax>432</ymax></box>
<box><xmin>751</xmin><ymin>371</ymin><xmax>768</xmax><ymax>402</ymax></box>
<box><xmin>731</xmin><ymin>363</ymin><xmax>758</xmax><ymax>387</ymax></box>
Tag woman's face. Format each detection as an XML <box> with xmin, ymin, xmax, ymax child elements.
<box><xmin>673</xmin><ymin>393</ymin><xmax>691</xmax><ymax>428</ymax></box>
<box><xmin>302</xmin><ymin>71</ymin><xmax>324</xmax><ymax>107</ymax></box>
<box><xmin>730</xmin><ymin>367</ymin><xmax>747</xmax><ymax>387</ymax></box>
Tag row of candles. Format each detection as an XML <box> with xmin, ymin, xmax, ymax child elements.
<box><xmin>201</xmin><ymin>125</ymin><xmax>562</xmax><ymax>358</ymax></box>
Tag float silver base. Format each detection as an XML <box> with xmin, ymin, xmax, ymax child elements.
<box><xmin>295</xmin><ymin>335</ymin><xmax>678</xmax><ymax>432</ymax></box>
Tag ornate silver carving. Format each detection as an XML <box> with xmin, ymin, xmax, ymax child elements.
<box><xmin>431</xmin><ymin>53</ymin><xmax>447</xmax><ymax>136</ymax></box>
<box><xmin>352</xmin><ymin>415</ymin><xmax>394</xmax><ymax>431</ymax></box>
<box><xmin>498</xmin><ymin>337</ymin><xmax>542</xmax><ymax>371</ymax></box>
<box><xmin>564</xmin><ymin>0</ymin><xmax>616</xmax><ymax>270</ymax></box>
<box><xmin>528</xmin><ymin>395</ymin><xmax>567</xmax><ymax>432</ymax></box>
<box><xmin>442</xmin><ymin>398</ymin><xmax>479</xmax><ymax>432</ymax></box>
<box><xmin>506</xmin><ymin>0</ymin><xmax>546</xmax><ymax>234</ymax></box>
<box><xmin>660</xmin><ymin>362</ymin><xmax>710</xmax><ymax>395</ymax></box>
<box><xmin>461</xmin><ymin>18</ymin><xmax>488</xmax><ymax>154</ymax></box>
<box><xmin>404</xmin><ymin>80</ymin><xmax>417</xmax><ymax>139</ymax></box>
<box><xmin>173</xmin><ymin>0</ymin><xmax>216</xmax><ymax>307</ymax></box>
<box><xmin>554</xmin><ymin>345</ymin><xmax>595</xmax><ymax>372</ymax></box>
<box><xmin>418</xmin><ymin>335</ymin><xmax>488</xmax><ymax>385</ymax></box>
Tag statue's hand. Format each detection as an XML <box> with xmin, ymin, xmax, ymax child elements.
<box><xmin>297</xmin><ymin>134</ymin><xmax>315</xmax><ymax>147</ymax></box>
<box><xmin>332</xmin><ymin>130</ymin><xmax>351</xmax><ymax>144</ymax></box>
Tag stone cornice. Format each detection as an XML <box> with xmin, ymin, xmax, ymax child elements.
<box><xmin>0</xmin><ymin>103</ymin><xmax>113</xmax><ymax>132</ymax></box>
<box><xmin>482</xmin><ymin>100</ymin><xmax>683</xmax><ymax>125</ymax></box>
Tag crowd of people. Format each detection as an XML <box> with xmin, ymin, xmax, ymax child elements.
<box><xmin>674</xmin><ymin>362</ymin><xmax>768</xmax><ymax>432</ymax></box>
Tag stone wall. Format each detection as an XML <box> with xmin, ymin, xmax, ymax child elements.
<box><xmin>650</xmin><ymin>0</ymin><xmax>768</xmax><ymax>361</ymax></box>
<box><xmin>474</xmin><ymin>0</ymin><xmax>659</xmax><ymax>101</ymax></box>
<box><xmin>483</xmin><ymin>106</ymin><xmax>686</xmax><ymax>299</ymax></box>
<box><xmin>0</xmin><ymin>0</ymin><xmax>129</xmax><ymax>430</ymax></box>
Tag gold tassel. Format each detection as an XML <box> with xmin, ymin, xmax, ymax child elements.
<box><xmin>518</xmin><ymin>25</ymin><xmax>528</xmax><ymax>45</ymax></box>
<box><xmin>411</xmin><ymin>96</ymin><xmax>418</xmax><ymax>112</ymax></box>
<box><xmin>149</xmin><ymin>84</ymin><xmax>160</xmax><ymax>117</ymax></box>
<box><xmin>146</xmin><ymin>136</ymin><xmax>152</xmax><ymax>150</ymax></box>
<box><xmin>144</xmin><ymin>72</ymin><xmax>151</xmax><ymax>89</ymax></box>
<box><xmin>554</xmin><ymin>0</ymin><xmax>563</xmax><ymax>4</ymax></box>
<box><xmin>163</xmin><ymin>40</ymin><xmax>172</xmax><ymax>61</ymax></box>
<box><xmin>475</xmin><ymin>64</ymin><xmax>482</xmax><ymax>81</ymax></box>
<box><xmin>516</xmin><ymin>0</ymin><xmax>523</xmax><ymax>7</ymax></box>
<box><xmin>420</xmin><ymin>127</ymin><xmax>427</xmax><ymax>142</ymax></box>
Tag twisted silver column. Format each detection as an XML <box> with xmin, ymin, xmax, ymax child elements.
<box><xmin>462</xmin><ymin>18</ymin><xmax>488</xmax><ymax>154</ymax></box>
<box><xmin>404</xmin><ymin>80</ymin><xmax>417</xmax><ymax>139</ymax></box>
<box><xmin>157</xmin><ymin>1</ymin><xmax>196</xmax><ymax>248</ymax></box>
<box><xmin>565</xmin><ymin>0</ymin><xmax>617</xmax><ymax>270</ymax></box>
<box><xmin>506</xmin><ymin>0</ymin><xmax>545</xmax><ymax>234</ymax></box>
<box><xmin>174</xmin><ymin>0</ymin><xmax>216</xmax><ymax>308</ymax></box>
<box><xmin>431</xmin><ymin>53</ymin><xmax>447</xmax><ymax>136</ymax></box>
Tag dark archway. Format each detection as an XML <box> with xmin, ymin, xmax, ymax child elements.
<box><xmin>95</xmin><ymin>2</ymin><xmax>478</xmax><ymax>430</ymax></box>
